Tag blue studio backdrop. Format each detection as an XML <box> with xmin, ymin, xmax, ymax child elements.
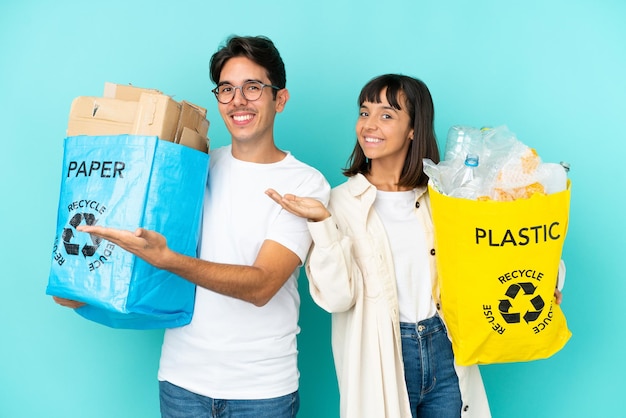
<box><xmin>1</xmin><ymin>1</ymin><xmax>624</xmax><ymax>417</ymax></box>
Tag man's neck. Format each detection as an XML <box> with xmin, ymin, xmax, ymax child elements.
<box><xmin>231</xmin><ymin>140</ymin><xmax>286</xmax><ymax>164</ymax></box>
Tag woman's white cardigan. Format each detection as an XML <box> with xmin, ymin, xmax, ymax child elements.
<box><xmin>306</xmin><ymin>174</ymin><xmax>491</xmax><ymax>418</ymax></box>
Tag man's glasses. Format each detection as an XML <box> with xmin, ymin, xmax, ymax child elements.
<box><xmin>211</xmin><ymin>81</ymin><xmax>280</xmax><ymax>104</ymax></box>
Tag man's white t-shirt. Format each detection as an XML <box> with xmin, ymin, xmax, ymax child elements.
<box><xmin>158</xmin><ymin>145</ymin><xmax>330</xmax><ymax>399</ymax></box>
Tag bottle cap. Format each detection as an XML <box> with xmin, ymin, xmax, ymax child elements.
<box><xmin>465</xmin><ymin>154</ymin><xmax>479</xmax><ymax>167</ymax></box>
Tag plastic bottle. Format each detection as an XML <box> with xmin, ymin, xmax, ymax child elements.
<box><xmin>444</xmin><ymin>126</ymin><xmax>482</xmax><ymax>162</ymax></box>
<box><xmin>450</xmin><ymin>154</ymin><xmax>481</xmax><ymax>199</ymax></box>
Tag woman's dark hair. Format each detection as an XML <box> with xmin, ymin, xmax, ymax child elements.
<box><xmin>209</xmin><ymin>35</ymin><xmax>286</xmax><ymax>99</ymax></box>
<box><xmin>343</xmin><ymin>74</ymin><xmax>440</xmax><ymax>188</ymax></box>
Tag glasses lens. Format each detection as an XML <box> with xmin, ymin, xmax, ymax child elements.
<box><xmin>215</xmin><ymin>84</ymin><xmax>234</xmax><ymax>103</ymax></box>
<box><xmin>242</xmin><ymin>81</ymin><xmax>263</xmax><ymax>101</ymax></box>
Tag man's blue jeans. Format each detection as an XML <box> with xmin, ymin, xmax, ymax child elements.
<box><xmin>159</xmin><ymin>380</ymin><xmax>300</xmax><ymax>418</ymax></box>
<box><xmin>401</xmin><ymin>315</ymin><xmax>462</xmax><ymax>418</ymax></box>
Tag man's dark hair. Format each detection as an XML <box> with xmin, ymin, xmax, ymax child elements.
<box><xmin>343</xmin><ymin>74</ymin><xmax>440</xmax><ymax>188</ymax></box>
<box><xmin>210</xmin><ymin>35</ymin><xmax>286</xmax><ymax>99</ymax></box>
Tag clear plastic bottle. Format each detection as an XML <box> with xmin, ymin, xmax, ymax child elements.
<box><xmin>444</xmin><ymin>126</ymin><xmax>482</xmax><ymax>162</ymax></box>
<box><xmin>450</xmin><ymin>154</ymin><xmax>481</xmax><ymax>199</ymax></box>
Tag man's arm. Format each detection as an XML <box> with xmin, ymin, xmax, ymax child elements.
<box><xmin>77</xmin><ymin>225</ymin><xmax>301</xmax><ymax>307</ymax></box>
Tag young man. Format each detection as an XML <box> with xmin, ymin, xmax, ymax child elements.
<box><xmin>58</xmin><ymin>35</ymin><xmax>330</xmax><ymax>417</ymax></box>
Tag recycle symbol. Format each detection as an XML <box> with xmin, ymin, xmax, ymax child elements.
<box><xmin>498</xmin><ymin>282</ymin><xmax>545</xmax><ymax>324</ymax></box>
<box><xmin>61</xmin><ymin>213</ymin><xmax>102</xmax><ymax>257</ymax></box>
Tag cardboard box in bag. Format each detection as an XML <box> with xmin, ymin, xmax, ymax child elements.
<box><xmin>66</xmin><ymin>82</ymin><xmax>209</xmax><ymax>153</ymax></box>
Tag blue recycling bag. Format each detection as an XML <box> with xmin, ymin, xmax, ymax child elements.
<box><xmin>47</xmin><ymin>135</ymin><xmax>209</xmax><ymax>329</ymax></box>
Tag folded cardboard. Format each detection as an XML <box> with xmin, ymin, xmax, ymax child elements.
<box><xmin>180</xmin><ymin>127</ymin><xmax>208</xmax><ymax>153</ymax></box>
<box><xmin>67</xmin><ymin>83</ymin><xmax>210</xmax><ymax>153</ymax></box>
<box><xmin>103</xmin><ymin>81</ymin><xmax>161</xmax><ymax>101</ymax></box>
<box><xmin>177</xmin><ymin>101</ymin><xmax>209</xmax><ymax>153</ymax></box>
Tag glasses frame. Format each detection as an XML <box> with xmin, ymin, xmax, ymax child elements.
<box><xmin>211</xmin><ymin>81</ymin><xmax>281</xmax><ymax>104</ymax></box>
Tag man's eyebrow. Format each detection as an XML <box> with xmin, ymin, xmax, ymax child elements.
<box><xmin>217</xmin><ymin>78</ymin><xmax>263</xmax><ymax>86</ymax></box>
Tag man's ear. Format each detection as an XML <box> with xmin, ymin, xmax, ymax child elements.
<box><xmin>275</xmin><ymin>89</ymin><xmax>289</xmax><ymax>113</ymax></box>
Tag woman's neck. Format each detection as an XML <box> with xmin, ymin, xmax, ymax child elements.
<box><xmin>366</xmin><ymin>167</ymin><xmax>412</xmax><ymax>192</ymax></box>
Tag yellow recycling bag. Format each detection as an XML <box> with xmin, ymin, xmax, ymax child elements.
<box><xmin>429</xmin><ymin>184</ymin><xmax>572</xmax><ymax>366</ymax></box>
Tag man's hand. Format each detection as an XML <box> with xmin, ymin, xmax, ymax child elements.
<box><xmin>52</xmin><ymin>296</ymin><xmax>85</xmax><ymax>309</ymax></box>
<box><xmin>265</xmin><ymin>189</ymin><xmax>330</xmax><ymax>222</ymax></box>
<box><xmin>76</xmin><ymin>225</ymin><xmax>172</xmax><ymax>269</ymax></box>
<box><xmin>51</xmin><ymin>226</ymin><xmax>169</xmax><ymax>310</ymax></box>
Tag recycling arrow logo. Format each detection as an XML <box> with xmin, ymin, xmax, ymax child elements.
<box><xmin>498</xmin><ymin>282</ymin><xmax>545</xmax><ymax>324</ymax></box>
<box><xmin>61</xmin><ymin>213</ymin><xmax>102</xmax><ymax>257</ymax></box>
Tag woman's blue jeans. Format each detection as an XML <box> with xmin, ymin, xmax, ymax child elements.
<box><xmin>159</xmin><ymin>380</ymin><xmax>299</xmax><ymax>418</ymax></box>
<box><xmin>401</xmin><ymin>315</ymin><xmax>462</xmax><ymax>418</ymax></box>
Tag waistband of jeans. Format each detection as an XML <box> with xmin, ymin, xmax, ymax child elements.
<box><xmin>400</xmin><ymin>314</ymin><xmax>445</xmax><ymax>335</ymax></box>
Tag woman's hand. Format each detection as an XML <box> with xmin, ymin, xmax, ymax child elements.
<box><xmin>266</xmin><ymin>189</ymin><xmax>331</xmax><ymax>222</ymax></box>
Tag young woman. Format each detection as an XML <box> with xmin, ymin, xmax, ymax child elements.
<box><xmin>267</xmin><ymin>74</ymin><xmax>490</xmax><ymax>418</ymax></box>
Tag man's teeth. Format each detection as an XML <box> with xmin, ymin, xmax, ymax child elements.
<box><xmin>233</xmin><ymin>114</ymin><xmax>253</xmax><ymax>122</ymax></box>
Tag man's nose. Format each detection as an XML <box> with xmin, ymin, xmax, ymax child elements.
<box><xmin>231</xmin><ymin>86</ymin><xmax>247</xmax><ymax>105</ymax></box>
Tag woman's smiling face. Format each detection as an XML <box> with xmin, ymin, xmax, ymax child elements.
<box><xmin>356</xmin><ymin>88</ymin><xmax>414</xmax><ymax>165</ymax></box>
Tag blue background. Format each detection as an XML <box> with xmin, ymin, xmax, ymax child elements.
<box><xmin>1</xmin><ymin>1</ymin><xmax>624</xmax><ymax>417</ymax></box>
